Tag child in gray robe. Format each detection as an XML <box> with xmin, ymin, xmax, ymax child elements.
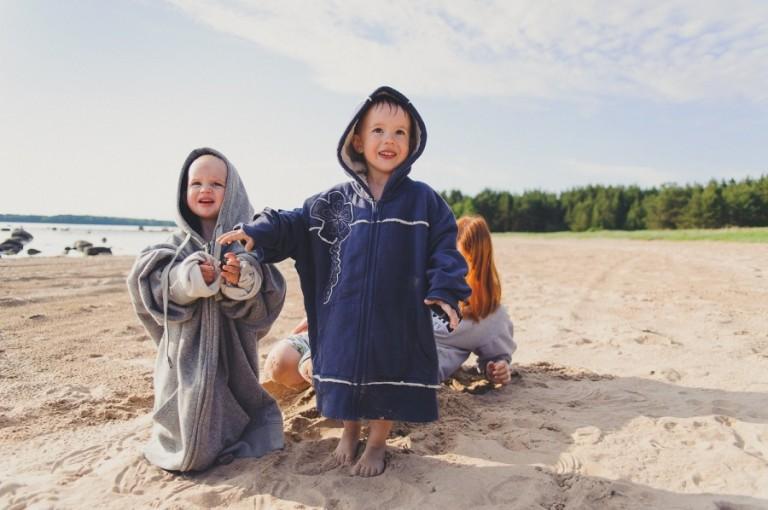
<box><xmin>127</xmin><ymin>148</ymin><xmax>286</xmax><ymax>472</ymax></box>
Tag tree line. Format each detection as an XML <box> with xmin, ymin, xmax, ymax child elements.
<box><xmin>441</xmin><ymin>175</ymin><xmax>768</xmax><ymax>232</ymax></box>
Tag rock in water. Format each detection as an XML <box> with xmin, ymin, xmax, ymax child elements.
<box><xmin>27</xmin><ymin>248</ymin><xmax>41</xmax><ymax>255</ymax></box>
<box><xmin>73</xmin><ymin>240</ymin><xmax>93</xmax><ymax>252</ymax></box>
<box><xmin>11</xmin><ymin>227</ymin><xmax>33</xmax><ymax>242</ymax></box>
<box><xmin>85</xmin><ymin>246</ymin><xmax>112</xmax><ymax>256</ymax></box>
<box><xmin>0</xmin><ymin>238</ymin><xmax>24</xmax><ymax>255</ymax></box>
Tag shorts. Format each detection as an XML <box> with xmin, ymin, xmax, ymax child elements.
<box><xmin>286</xmin><ymin>332</ymin><xmax>312</xmax><ymax>367</ymax></box>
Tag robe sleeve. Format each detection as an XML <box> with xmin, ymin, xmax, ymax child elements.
<box><xmin>168</xmin><ymin>251</ymin><xmax>220</xmax><ymax>305</ymax></box>
<box><xmin>218</xmin><ymin>253</ymin><xmax>286</xmax><ymax>331</ymax></box>
<box><xmin>126</xmin><ymin>245</ymin><xmax>199</xmax><ymax>345</ymax></box>
<box><xmin>424</xmin><ymin>192</ymin><xmax>471</xmax><ymax>312</ymax></box>
<box><xmin>219</xmin><ymin>257</ymin><xmax>262</xmax><ymax>302</ymax></box>
<box><xmin>239</xmin><ymin>207</ymin><xmax>308</xmax><ymax>264</ymax></box>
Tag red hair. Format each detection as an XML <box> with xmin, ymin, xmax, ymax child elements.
<box><xmin>457</xmin><ymin>216</ymin><xmax>501</xmax><ymax>321</ymax></box>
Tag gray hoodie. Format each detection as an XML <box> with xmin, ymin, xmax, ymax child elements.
<box><xmin>433</xmin><ymin>305</ymin><xmax>516</xmax><ymax>382</ymax></box>
<box><xmin>127</xmin><ymin>147</ymin><xmax>286</xmax><ymax>472</ymax></box>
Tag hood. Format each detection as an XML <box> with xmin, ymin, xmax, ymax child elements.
<box><xmin>337</xmin><ymin>86</ymin><xmax>427</xmax><ymax>200</ymax></box>
<box><xmin>176</xmin><ymin>147</ymin><xmax>254</xmax><ymax>247</ymax></box>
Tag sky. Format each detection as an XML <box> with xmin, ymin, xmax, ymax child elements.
<box><xmin>1</xmin><ymin>0</ymin><xmax>766</xmax><ymax>221</ymax></box>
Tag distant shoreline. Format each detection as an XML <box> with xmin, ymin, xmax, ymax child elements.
<box><xmin>0</xmin><ymin>214</ymin><xmax>174</xmax><ymax>227</ymax></box>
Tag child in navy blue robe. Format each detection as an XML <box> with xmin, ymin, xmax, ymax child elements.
<box><xmin>219</xmin><ymin>86</ymin><xmax>470</xmax><ymax>476</ymax></box>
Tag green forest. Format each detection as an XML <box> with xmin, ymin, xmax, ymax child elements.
<box><xmin>441</xmin><ymin>175</ymin><xmax>768</xmax><ymax>232</ymax></box>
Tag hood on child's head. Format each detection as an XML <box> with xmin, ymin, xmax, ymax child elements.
<box><xmin>337</xmin><ymin>86</ymin><xmax>427</xmax><ymax>196</ymax></box>
<box><xmin>175</xmin><ymin>147</ymin><xmax>254</xmax><ymax>242</ymax></box>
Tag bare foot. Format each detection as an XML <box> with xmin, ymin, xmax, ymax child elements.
<box><xmin>332</xmin><ymin>421</ymin><xmax>361</xmax><ymax>466</ymax></box>
<box><xmin>352</xmin><ymin>419</ymin><xmax>392</xmax><ymax>477</ymax></box>
<box><xmin>352</xmin><ymin>443</ymin><xmax>387</xmax><ymax>477</ymax></box>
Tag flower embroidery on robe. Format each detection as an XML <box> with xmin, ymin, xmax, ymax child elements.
<box><xmin>310</xmin><ymin>191</ymin><xmax>354</xmax><ymax>303</ymax></box>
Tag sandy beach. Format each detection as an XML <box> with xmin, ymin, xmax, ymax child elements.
<box><xmin>1</xmin><ymin>237</ymin><xmax>767</xmax><ymax>509</ymax></box>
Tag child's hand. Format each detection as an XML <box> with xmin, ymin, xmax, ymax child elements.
<box><xmin>217</xmin><ymin>229</ymin><xmax>255</xmax><ymax>251</ymax></box>
<box><xmin>423</xmin><ymin>298</ymin><xmax>459</xmax><ymax>331</ymax></box>
<box><xmin>199</xmin><ymin>261</ymin><xmax>217</xmax><ymax>285</ymax></box>
<box><xmin>486</xmin><ymin>360</ymin><xmax>511</xmax><ymax>386</ymax></box>
<box><xmin>220</xmin><ymin>252</ymin><xmax>241</xmax><ymax>285</ymax></box>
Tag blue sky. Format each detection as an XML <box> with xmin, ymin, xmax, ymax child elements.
<box><xmin>1</xmin><ymin>0</ymin><xmax>766</xmax><ymax>220</ymax></box>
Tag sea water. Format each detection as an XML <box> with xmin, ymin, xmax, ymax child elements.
<box><xmin>0</xmin><ymin>222</ymin><xmax>173</xmax><ymax>257</ymax></box>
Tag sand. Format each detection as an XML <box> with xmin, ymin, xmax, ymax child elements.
<box><xmin>1</xmin><ymin>237</ymin><xmax>767</xmax><ymax>509</ymax></box>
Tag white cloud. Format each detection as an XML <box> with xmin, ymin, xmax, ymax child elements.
<box><xmin>169</xmin><ymin>0</ymin><xmax>768</xmax><ymax>103</ymax></box>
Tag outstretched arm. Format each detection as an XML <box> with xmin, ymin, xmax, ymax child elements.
<box><xmin>217</xmin><ymin>207</ymin><xmax>307</xmax><ymax>264</ymax></box>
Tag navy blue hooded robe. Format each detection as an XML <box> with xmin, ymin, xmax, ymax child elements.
<box><xmin>242</xmin><ymin>86</ymin><xmax>470</xmax><ymax>422</ymax></box>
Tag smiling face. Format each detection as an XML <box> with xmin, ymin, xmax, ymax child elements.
<box><xmin>186</xmin><ymin>155</ymin><xmax>227</xmax><ymax>222</ymax></box>
<box><xmin>352</xmin><ymin>102</ymin><xmax>412</xmax><ymax>181</ymax></box>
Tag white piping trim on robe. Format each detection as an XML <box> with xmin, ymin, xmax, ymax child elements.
<box><xmin>351</xmin><ymin>218</ymin><xmax>429</xmax><ymax>227</ymax></box>
<box><xmin>308</xmin><ymin>219</ymin><xmax>430</xmax><ymax>232</ymax></box>
<box><xmin>313</xmin><ymin>375</ymin><xmax>441</xmax><ymax>389</ymax></box>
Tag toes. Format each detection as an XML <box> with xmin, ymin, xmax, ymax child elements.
<box><xmin>332</xmin><ymin>451</ymin><xmax>353</xmax><ymax>467</ymax></box>
<box><xmin>351</xmin><ymin>460</ymin><xmax>383</xmax><ymax>477</ymax></box>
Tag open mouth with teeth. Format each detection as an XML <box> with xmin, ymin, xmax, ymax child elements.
<box><xmin>378</xmin><ymin>151</ymin><xmax>397</xmax><ymax>159</ymax></box>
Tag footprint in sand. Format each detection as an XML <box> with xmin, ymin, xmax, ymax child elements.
<box><xmin>291</xmin><ymin>438</ymin><xmax>345</xmax><ymax>475</ymax></box>
<box><xmin>182</xmin><ymin>488</ymin><xmax>232</xmax><ymax>508</ymax></box>
<box><xmin>288</xmin><ymin>416</ymin><xmax>314</xmax><ymax>437</ymax></box>
<box><xmin>661</xmin><ymin>368</ymin><xmax>683</xmax><ymax>382</ymax></box>
<box><xmin>0</xmin><ymin>483</ymin><xmax>24</xmax><ymax>499</ymax></box>
<box><xmin>112</xmin><ymin>455</ymin><xmax>168</xmax><ymax>495</ymax></box>
<box><xmin>162</xmin><ymin>480</ymin><xmax>200</xmax><ymax>501</ymax></box>
<box><xmin>555</xmin><ymin>452</ymin><xmax>583</xmax><ymax>476</ymax></box>
<box><xmin>2</xmin><ymin>484</ymin><xmax>61</xmax><ymax>510</ymax></box>
<box><xmin>572</xmin><ymin>426</ymin><xmax>603</xmax><ymax>446</ymax></box>
<box><xmin>51</xmin><ymin>444</ymin><xmax>108</xmax><ymax>481</ymax></box>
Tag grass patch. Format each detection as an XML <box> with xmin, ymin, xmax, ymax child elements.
<box><xmin>498</xmin><ymin>227</ymin><xmax>768</xmax><ymax>243</ymax></box>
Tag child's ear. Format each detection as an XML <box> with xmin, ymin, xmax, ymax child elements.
<box><xmin>352</xmin><ymin>134</ymin><xmax>363</xmax><ymax>153</ymax></box>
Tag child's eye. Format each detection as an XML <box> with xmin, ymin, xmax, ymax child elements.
<box><xmin>214</xmin><ymin>183</ymin><xmax>225</xmax><ymax>188</ymax></box>
<box><xmin>372</xmin><ymin>127</ymin><xmax>383</xmax><ymax>134</ymax></box>
<box><xmin>396</xmin><ymin>129</ymin><xmax>407</xmax><ymax>136</ymax></box>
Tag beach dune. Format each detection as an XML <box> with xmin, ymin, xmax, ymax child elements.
<box><xmin>1</xmin><ymin>238</ymin><xmax>767</xmax><ymax>509</ymax></box>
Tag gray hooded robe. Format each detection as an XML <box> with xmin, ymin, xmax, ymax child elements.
<box><xmin>127</xmin><ymin>147</ymin><xmax>286</xmax><ymax>472</ymax></box>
